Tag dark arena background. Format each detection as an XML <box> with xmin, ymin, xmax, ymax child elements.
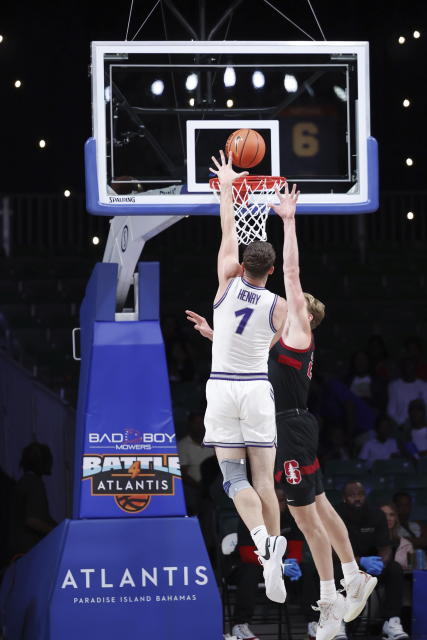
<box><xmin>0</xmin><ymin>2</ymin><xmax>427</xmax><ymax>640</ymax></box>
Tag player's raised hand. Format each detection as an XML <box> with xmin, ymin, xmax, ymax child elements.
<box><xmin>185</xmin><ymin>310</ymin><xmax>213</xmax><ymax>340</ymax></box>
<box><xmin>209</xmin><ymin>149</ymin><xmax>248</xmax><ymax>186</ymax></box>
<box><xmin>269</xmin><ymin>183</ymin><xmax>300</xmax><ymax>220</ymax></box>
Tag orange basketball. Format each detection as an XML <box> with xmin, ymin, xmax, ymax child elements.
<box><xmin>115</xmin><ymin>494</ymin><xmax>151</xmax><ymax>512</ymax></box>
<box><xmin>225</xmin><ymin>129</ymin><xmax>266</xmax><ymax>168</ymax></box>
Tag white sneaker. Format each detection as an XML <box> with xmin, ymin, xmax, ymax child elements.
<box><xmin>307</xmin><ymin>621</ymin><xmax>318</xmax><ymax>639</ymax></box>
<box><xmin>313</xmin><ymin>593</ymin><xmax>346</xmax><ymax>640</ymax></box>
<box><xmin>256</xmin><ymin>535</ymin><xmax>287</xmax><ymax>603</ymax></box>
<box><xmin>231</xmin><ymin>623</ymin><xmax>259</xmax><ymax>640</ymax></box>
<box><xmin>341</xmin><ymin>570</ymin><xmax>377</xmax><ymax>622</ymax></box>
<box><xmin>382</xmin><ymin>617</ymin><xmax>409</xmax><ymax>640</ymax></box>
<box><xmin>334</xmin><ymin>620</ymin><xmax>348</xmax><ymax>640</ymax></box>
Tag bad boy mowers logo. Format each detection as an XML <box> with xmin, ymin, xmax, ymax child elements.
<box><xmin>82</xmin><ymin>454</ymin><xmax>181</xmax><ymax>513</ymax></box>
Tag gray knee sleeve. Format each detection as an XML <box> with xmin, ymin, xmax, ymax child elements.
<box><xmin>219</xmin><ymin>458</ymin><xmax>251</xmax><ymax>499</ymax></box>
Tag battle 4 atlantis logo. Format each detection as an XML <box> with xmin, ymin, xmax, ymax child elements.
<box><xmin>82</xmin><ymin>454</ymin><xmax>181</xmax><ymax>512</ymax></box>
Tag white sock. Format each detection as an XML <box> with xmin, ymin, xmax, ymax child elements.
<box><xmin>320</xmin><ymin>579</ymin><xmax>337</xmax><ymax>602</ymax></box>
<box><xmin>342</xmin><ymin>560</ymin><xmax>359</xmax><ymax>584</ymax></box>
<box><xmin>250</xmin><ymin>525</ymin><xmax>268</xmax><ymax>553</ymax></box>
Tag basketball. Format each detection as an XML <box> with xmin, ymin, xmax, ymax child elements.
<box><xmin>225</xmin><ymin>129</ymin><xmax>266</xmax><ymax>168</ymax></box>
<box><xmin>115</xmin><ymin>494</ymin><xmax>151</xmax><ymax>512</ymax></box>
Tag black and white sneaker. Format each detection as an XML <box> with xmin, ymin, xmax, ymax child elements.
<box><xmin>255</xmin><ymin>535</ymin><xmax>287</xmax><ymax>603</ymax></box>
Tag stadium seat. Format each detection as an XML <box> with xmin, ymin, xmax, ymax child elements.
<box><xmin>0</xmin><ymin>281</ymin><xmax>24</xmax><ymax>303</ymax></box>
<box><xmin>323</xmin><ymin>459</ymin><xmax>366</xmax><ymax>476</ymax></box>
<box><xmin>371</xmin><ymin>459</ymin><xmax>415</xmax><ymax>476</ymax></box>
<box><xmin>20</xmin><ymin>279</ymin><xmax>60</xmax><ymax>303</ymax></box>
<box><xmin>418</xmin><ymin>458</ymin><xmax>427</xmax><ymax>475</ymax></box>
<box><xmin>412</xmin><ymin>488</ymin><xmax>427</xmax><ymax>506</ymax></box>
<box><xmin>367</xmin><ymin>489</ymin><xmax>393</xmax><ymax>506</ymax></box>
<box><xmin>395</xmin><ymin>473</ymin><xmax>427</xmax><ymax>490</ymax></box>
<box><xmin>370</xmin><ymin>475</ymin><xmax>396</xmax><ymax>490</ymax></box>
<box><xmin>412</xmin><ymin>505</ymin><xmax>427</xmax><ymax>521</ymax></box>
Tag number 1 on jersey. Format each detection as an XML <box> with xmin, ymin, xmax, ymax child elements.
<box><xmin>235</xmin><ymin>307</ymin><xmax>254</xmax><ymax>334</ymax></box>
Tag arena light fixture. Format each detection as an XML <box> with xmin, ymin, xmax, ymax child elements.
<box><xmin>185</xmin><ymin>73</ymin><xmax>198</xmax><ymax>91</ymax></box>
<box><xmin>38</xmin><ymin>139</ymin><xmax>46</xmax><ymax>149</ymax></box>
<box><xmin>405</xmin><ymin>157</ymin><xmax>414</xmax><ymax>166</ymax></box>
<box><xmin>226</xmin><ymin>99</ymin><xmax>234</xmax><ymax>108</ymax></box>
<box><xmin>403</xmin><ymin>98</ymin><xmax>410</xmax><ymax>107</ymax></box>
<box><xmin>188</xmin><ymin>97</ymin><xmax>195</xmax><ymax>107</ymax></box>
<box><xmin>398</xmin><ymin>36</ymin><xmax>406</xmax><ymax>44</ymax></box>
<box><xmin>284</xmin><ymin>74</ymin><xmax>298</xmax><ymax>93</ymax></box>
<box><xmin>64</xmin><ymin>189</ymin><xmax>71</xmax><ymax>197</ymax></box>
<box><xmin>14</xmin><ymin>80</ymin><xmax>22</xmax><ymax>88</ymax></box>
<box><xmin>150</xmin><ymin>79</ymin><xmax>164</xmax><ymax>96</ymax></box>
<box><xmin>333</xmin><ymin>85</ymin><xmax>347</xmax><ymax>102</ymax></box>
<box><xmin>413</xmin><ymin>30</ymin><xmax>421</xmax><ymax>39</ymax></box>
<box><xmin>92</xmin><ymin>236</ymin><xmax>100</xmax><ymax>245</ymax></box>
<box><xmin>252</xmin><ymin>70</ymin><xmax>265</xmax><ymax>89</ymax></box>
<box><xmin>224</xmin><ymin>66</ymin><xmax>236</xmax><ymax>88</ymax></box>
<box><xmin>0</xmin><ymin>35</ymin><xmax>3</xmax><ymax>43</ymax></box>
<box><xmin>407</xmin><ymin>211</ymin><xmax>414</xmax><ymax>220</ymax></box>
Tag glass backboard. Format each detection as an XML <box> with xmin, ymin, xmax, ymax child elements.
<box><xmin>86</xmin><ymin>41</ymin><xmax>378</xmax><ymax>215</ymax></box>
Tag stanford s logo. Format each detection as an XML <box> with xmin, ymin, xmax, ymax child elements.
<box><xmin>284</xmin><ymin>460</ymin><xmax>302</xmax><ymax>485</ymax></box>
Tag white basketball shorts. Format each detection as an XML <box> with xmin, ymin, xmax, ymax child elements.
<box><xmin>204</xmin><ymin>378</ymin><xmax>276</xmax><ymax>448</ymax></box>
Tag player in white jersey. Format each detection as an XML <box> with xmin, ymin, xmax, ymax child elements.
<box><xmin>187</xmin><ymin>150</ymin><xmax>288</xmax><ymax>603</ymax></box>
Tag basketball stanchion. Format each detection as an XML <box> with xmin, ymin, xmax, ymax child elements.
<box><xmin>0</xmin><ymin>262</ymin><xmax>222</xmax><ymax>640</ymax></box>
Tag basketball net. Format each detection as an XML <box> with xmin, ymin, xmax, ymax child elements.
<box><xmin>210</xmin><ymin>176</ymin><xmax>287</xmax><ymax>245</ymax></box>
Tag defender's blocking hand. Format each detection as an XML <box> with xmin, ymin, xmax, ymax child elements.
<box><xmin>269</xmin><ymin>182</ymin><xmax>300</xmax><ymax>220</ymax></box>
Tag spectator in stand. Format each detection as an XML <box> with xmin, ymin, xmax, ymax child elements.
<box><xmin>318</xmin><ymin>423</ymin><xmax>352</xmax><ymax>465</ymax></box>
<box><xmin>358</xmin><ymin>414</ymin><xmax>399</xmax><ymax>468</ymax></box>
<box><xmin>346</xmin><ymin>349</ymin><xmax>387</xmax><ymax>412</ymax></box>
<box><xmin>230</xmin><ymin>486</ymin><xmax>303</xmax><ymax>640</ymax></box>
<box><xmin>347</xmin><ymin>350</ymin><xmax>373</xmax><ymax>402</ymax></box>
<box><xmin>9</xmin><ymin>442</ymin><xmax>57</xmax><ymax>559</ymax></box>
<box><xmin>379</xmin><ymin>503</ymin><xmax>414</xmax><ymax>569</ymax></box>
<box><xmin>334</xmin><ymin>481</ymin><xmax>409</xmax><ymax>640</ymax></box>
<box><xmin>387</xmin><ymin>357</ymin><xmax>427</xmax><ymax>425</ymax></box>
<box><xmin>404</xmin><ymin>398</ymin><xmax>427</xmax><ymax>456</ymax></box>
<box><xmin>366</xmin><ymin>335</ymin><xmax>398</xmax><ymax>383</ymax></box>
<box><xmin>404</xmin><ymin>336</ymin><xmax>427</xmax><ymax>381</ymax></box>
<box><xmin>393</xmin><ymin>492</ymin><xmax>427</xmax><ymax>551</ymax></box>
<box><xmin>177</xmin><ymin>412</ymin><xmax>215</xmax><ymax>515</ymax></box>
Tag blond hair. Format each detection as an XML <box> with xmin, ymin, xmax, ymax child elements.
<box><xmin>303</xmin><ymin>293</ymin><xmax>325</xmax><ymax>329</ymax></box>
<box><xmin>380</xmin><ymin>503</ymin><xmax>400</xmax><ymax>541</ymax></box>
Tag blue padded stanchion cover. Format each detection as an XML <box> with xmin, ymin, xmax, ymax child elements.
<box><xmin>73</xmin><ymin>262</ymin><xmax>186</xmax><ymax>518</ymax></box>
<box><xmin>0</xmin><ymin>518</ymin><xmax>222</xmax><ymax>640</ymax></box>
<box><xmin>412</xmin><ymin>569</ymin><xmax>427</xmax><ymax>640</ymax></box>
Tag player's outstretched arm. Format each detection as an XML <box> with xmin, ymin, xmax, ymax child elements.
<box><xmin>269</xmin><ymin>184</ymin><xmax>311</xmax><ymax>349</ymax></box>
<box><xmin>210</xmin><ymin>150</ymin><xmax>248</xmax><ymax>286</ymax></box>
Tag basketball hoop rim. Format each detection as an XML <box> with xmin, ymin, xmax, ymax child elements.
<box><xmin>209</xmin><ymin>176</ymin><xmax>286</xmax><ymax>192</ymax></box>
